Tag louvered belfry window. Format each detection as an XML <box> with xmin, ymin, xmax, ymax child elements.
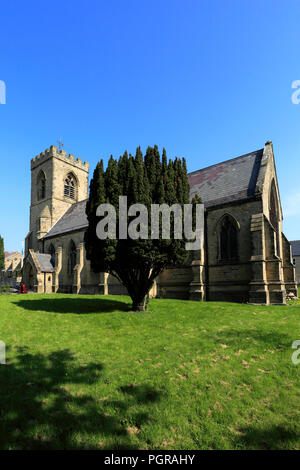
<box><xmin>64</xmin><ymin>174</ymin><xmax>76</xmax><ymax>200</ymax></box>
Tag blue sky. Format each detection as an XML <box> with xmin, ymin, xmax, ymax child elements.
<box><xmin>1</xmin><ymin>0</ymin><xmax>300</xmax><ymax>252</ymax></box>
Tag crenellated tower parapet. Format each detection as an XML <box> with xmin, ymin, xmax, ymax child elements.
<box><xmin>31</xmin><ymin>145</ymin><xmax>89</xmax><ymax>173</ymax></box>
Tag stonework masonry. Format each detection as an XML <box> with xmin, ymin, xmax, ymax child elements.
<box><xmin>27</xmin><ymin>145</ymin><xmax>89</xmax><ymax>253</ymax></box>
<box><xmin>22</xmin><ymin>142</ymin><xmax>297</xmax><ymax>304</ymax></box>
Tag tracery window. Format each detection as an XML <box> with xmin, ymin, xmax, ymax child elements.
<box><xmin>218</xmin><ymin>215</ymin><xmax>238</xmax><ymax>261</ymax></box>
<box><xmin>64</xmin><ymin>173</ymin><xmax>77</xmax><ymax>200</ymax></box>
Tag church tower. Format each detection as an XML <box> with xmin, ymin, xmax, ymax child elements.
<box><xmin>26</xmin><ymin>145</ymin><xmax>89</xmax><ymax>253</ymax></box>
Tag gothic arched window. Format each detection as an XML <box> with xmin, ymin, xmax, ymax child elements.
<box><xmin>48</xmin><ymin>244</ymin><xmax>55</xmax><ymax>267</ymax></box>
<box><xmin>218</xmin><ymin>215</ymin><xmax>238</xmax><ymax>261</ymax></box>
<box><xmin>68</xmin><ymin>241</ymin><xmax>77</xmax><ymax>274</ymax></box>
<box><xmin>269</xmin><ymin>179</ymin><xmax>279</xmax><ymax>231</ymax></box>
<box><xmin>64</xmin><ymin>173</ymin><xmax>77</xmax><ymax>200</ymax></box>
<box><xmin>269</xmin><ymin>179</ymin><xmax>281</xmax><ymax>257</ymax></box>
<box><xmin>37</xmin><ymin>171</ymin><xmax>46</xmax><ymax>201</ymax></box>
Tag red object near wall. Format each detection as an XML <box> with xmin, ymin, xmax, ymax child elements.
<box><xmin>19</xmin><ymin>283</ymin><xmax>28</xmax><ymax>294</ymax></box>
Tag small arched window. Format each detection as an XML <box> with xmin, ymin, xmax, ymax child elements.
<box><xmin>64</xmin><ymin>173</ymin><xmax>77</xmax><ymax>200</ymax></box>
<box><xmin>218</xmin><ymin>215</ymin><xmax>238</xmax><ymax>261</ymax></box>
<box><xmin>48</xmin><ymin>244</ymin><xmax>55</xmax><ymax>267</ymax></box>
<box><xmin>37</xmin><ymin>171</ymin><xmax>46</xmax><ymax>201</ymax></box>
<box><xmin>68</xmin><ymin>240</ymin><xmax>77</xmax><ymax>274</ymax></box>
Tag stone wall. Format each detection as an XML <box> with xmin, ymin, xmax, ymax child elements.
<box><xmin>44</xmin><ymin>231</ymin><xmax>99</xmax><ymax>294</ymax></box>
<box><xmin>205</xmin><ymin>199</ymin><xmax>262</xmax><ymax>302</ymax></box>
<box><xmin>43</xmin><ymin>231</ymin><xmax>127</xmax><ymax>295</ymax></box>
<box><xmin>0</xmin><ymin>252</ymin><xmax>22</xmax><ymax>286</ymax></box>
<box><xmin>282</xmin><ymin>234</ymin><xmax>298</xmax><ymax>295</ymax></box>
<box><xmin>158</xmin><ymin>265</ymin><xmax>193</xmax><ymax>299</ymax></box>
<box><xmin>293</xmin><ymin>255</ymin><xmax>300</xmax><ymax>284</ymax></box>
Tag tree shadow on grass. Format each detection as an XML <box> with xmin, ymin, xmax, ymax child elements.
<box><xmin>0</xmin><ymin>347</ymin><xmax>162</xmax><ymax>449</ymax></box>
<box><xmin>12</xmin><ymin>297</ymin><xmax>130</xmax><ymax>314</ymax></box>
<box><xmin>119</xmin><ymin>384</ymin><xmax>161</xmax><ymax>404</ymax></box>
<box><xmin>232</xmin><ymin>424</ymin><xmax>299</xmax><ymax>450</ymax></box>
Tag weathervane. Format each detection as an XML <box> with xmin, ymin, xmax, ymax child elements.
<box><xmin>57</xmin><ymin>139</ymin><xmax>64</xmax><ymax>150</ymax></box>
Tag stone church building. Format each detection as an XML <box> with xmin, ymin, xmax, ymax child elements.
<box><xmin>0</xmin><ymin>251</ymin><xmax>22</xmax><ymax>286</ymax></box>
<box><xmin>23</xmin><ymin>141</ymin><xmax>297</xmax><ymax>304</ymax></box>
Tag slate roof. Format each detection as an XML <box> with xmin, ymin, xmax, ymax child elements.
<box><xmin>43</xmin><ymin>199</ymin><xmax>88</xmax><ymax>239</ymax></box>
<box><xmin>35</xmin><ymin>253</ymin><xmax>54</xmax><ymax>272</ymax></box>
<box><xmin>290</xmin><ymin>240</ymin><xmax>300</xmax><ymax>257</ymax></box>
<box><xmin>188</xmin><ymin>149</ymin><xmax>264</xmax><ymax>208</ymax></box>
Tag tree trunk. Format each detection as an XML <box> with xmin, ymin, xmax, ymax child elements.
<box><xmin>132</xmin><ymin>294</ymin><xmax>148</xmax><ymax>312</ymax></box>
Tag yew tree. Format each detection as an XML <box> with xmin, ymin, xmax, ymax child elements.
<box><xmin>85</xmin><ymin>146</ymin><xmax>198</xmax><ymax>311</ymax></box>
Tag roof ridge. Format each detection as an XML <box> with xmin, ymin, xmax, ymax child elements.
<box><xmin>188</xmin><ymin>148</ymin><xmax>264</xmax><ymax>176</ymax></box>
<box><xmin>73</xmin><ymin>198</ymin><xmax>88</xmax><ymax>205</ymax></box>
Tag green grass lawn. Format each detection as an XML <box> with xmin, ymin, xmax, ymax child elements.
<box><xmin>0</xmin><ymin>293</ymin><xmax>299</xmax><ymax>450</ymax></box>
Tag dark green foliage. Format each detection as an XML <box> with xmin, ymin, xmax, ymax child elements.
<box><xmin>85</xmin><ymin>146</ymin><xmax>194</xmax><ymax>311</ymax></box>
<box><xmin>0</xmin><ymin>236</ymin><xmax>4</xmax><ymax>271</ymax></box>
<box><xmin>85</xmin><ymin>162</ymin><xmax>107</xmax><ymax>264</ymax></box>
<box><xmin>182</xmin><ymin>157</ymin><xmax>190</xmax><ymax>203</ymax></box>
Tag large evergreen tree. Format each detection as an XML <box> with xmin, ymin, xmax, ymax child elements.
<box><xmin>0</xmin><ymin>236</ymin><xmax>4</xmax><ymax>271</ymax></box>
<box><xmin>85</xmin><ymin>146</ymin><xmax>198</xmax><ymax>311</ymax></box>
